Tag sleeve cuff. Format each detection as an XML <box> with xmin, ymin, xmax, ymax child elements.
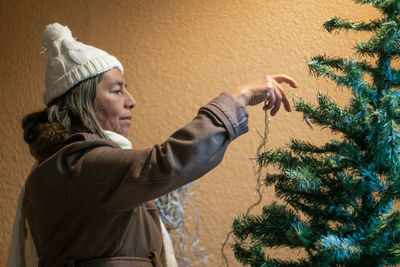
<box><xmin>199</xmin><ymin>92</ymin><xmax>249</xmax><ymax>141</ymax></box>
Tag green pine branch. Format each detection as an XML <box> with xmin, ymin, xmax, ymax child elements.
<box><xmin>233</xmin><ymin>203</ymin><xmax>310</xmax><ymax>248</ymax></box>
<box><xmin>233</xmin><ymin>243</ymin><xmax>268</xmax><ymax>267</ymax></box>
<box><xmin>273</xmin><ymin>183</ymin><xmax>357</xmax><ymax>224</ymax></box>
<box><xmin>361</xmin><ymin>210</ymin><xmax>400</xmax><ymax>265</ymax></box>
<box><xmin>258</xmin><ymin>148</ymin><xmax>342</xmax><ymax>175</ymax></box>
<box><xmin>355</xmin><ymin>0</ymin><xmax>400</xmax><ymax>18</ymax></box>
<box><xmin>232</xmin><ymin>0</ymin><xmax>400</xmax><ymax>265</ymax></box>
<box><xmin>289</xmin><ymin>139</ymin><xmax>341</xmax><ymax>155</ymax></box>
<box><xmin>315</xmin><ymin>234</ymin><xmax>362</xmax><ymax>263</ymax></box>
<box><xmin>390</xmin><ymin>69</ymin><xmax>400</xmax><ymax>87</ymax></box>
<box><xmin>324</xmin><ymin>17</ymin><xmax>383</xmax><ymax>32</ymax></box>
<box><xmin>308</xmin><ymin>56</ymin><xmax>375</xmax><ymax>101</ymax></box>
<box><xmin>233</xmin><ymin>243</ymin><xmax>309</xmax><ymax>267</ymax></box>
<box><xmin>295</xmin><ymin>94</ymin><xmax>366</xmax><ymax>144</ymax></box>
<box><xmin>356</xmin><ymin>21</ymin><xmax>400</xmax><ymax>56</ymax></box>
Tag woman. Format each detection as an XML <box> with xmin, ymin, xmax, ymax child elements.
<box><xmin>19</xmin><ymin>23</ymin><xmax>298</xmax><ymax>267</ymax></box>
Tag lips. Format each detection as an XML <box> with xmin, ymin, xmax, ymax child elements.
<box><xmin>120</xmin><ymin>115</ymin><xmax>132</xmax><ymax>120</ymax></box>
<box><xmin>120</xmin><ymin>115</ymin><xmax>132</xmax><ymax>124</ymax></box>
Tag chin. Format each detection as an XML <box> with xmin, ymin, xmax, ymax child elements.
<box><xmin>120</xmin><ymin>129</ymin><xmax>129</xmax><ymax>137</ymax></box>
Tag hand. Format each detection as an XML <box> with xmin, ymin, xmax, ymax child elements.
<box><xmin>230</xmin><ymin>74</ymin><xmax>299</xmax><ymax>116</ymax></box>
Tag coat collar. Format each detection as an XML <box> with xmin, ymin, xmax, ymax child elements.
<box><xmin>103</xmin><ymin>130</ymin><xmax>132</xmax><ymax>149</ymax></box>
<box><xmin>28</xmin><ymin>122</ymin><xmax>69</xmax><ymax>159</ymax></box>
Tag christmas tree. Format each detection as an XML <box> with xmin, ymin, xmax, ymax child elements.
<box><xmin>232</xmin><ymin>0</ymin><xmax>400</xmax><ymax>266</ymax></box>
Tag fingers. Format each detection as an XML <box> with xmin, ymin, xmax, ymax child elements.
<box><xmin>281</xmin><ymin>89</ymin><xmax>291</xmax><ymax>112</ymax></box>
<box><xmin>275</xmin><ymin>82</ymin><xmax>291</xmax><ymax>112</ymax></box>
<box><xmin>264</xmin><ymin>87</ymin><xmax>275</xmax><ymax>110</ymax></box>
<box><xmin>270</xmin><ymin>87</ymin><xmax>282</xmax><ymax>116</ymax></box>
<box><xmin>271</xmin><ymin>74</ymin><xmax>299</xmax><ymax>89</ymax></box>
<box><xmin>232</xmin><ymin>74</ymin><xmax>298</xmax><ymax>116</ymax></box>
<box><xmin>264</xmin><ymin>85</ymin><xmax>284</xmax><ymax>116</ymax></box>
<box><xmin>264</xmin><ymin>75</ymin><xmax>297</xmax><ymax>115</ymax></box>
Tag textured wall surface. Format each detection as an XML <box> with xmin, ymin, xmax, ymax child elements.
<box><xmin>0</xmin><ymin>0</ymin><xmax>379</xmax><ymax>266</ymax></box>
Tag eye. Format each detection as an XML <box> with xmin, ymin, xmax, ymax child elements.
<box><xmin>112</xmin><ymin>89</ymin><xmax>122</xmax><ymax>94</ymax></box>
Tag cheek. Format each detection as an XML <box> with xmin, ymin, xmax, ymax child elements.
<box><xmin>94</xmin><ymin>100</ymin><xmax>120</xmax><ymax>126</ymax></box>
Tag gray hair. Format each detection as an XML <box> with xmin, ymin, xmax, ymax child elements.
<box><xmin>47</xmin><ymin>74</ymin><xmax>107</xmax><ymax>139</ymax></box>
<box><xmin>23</xmin><ymin>74</ymin><xmax>107</xmax><ymax>147</ymax></box>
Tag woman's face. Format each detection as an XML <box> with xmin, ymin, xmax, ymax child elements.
<box><xmin>94</xmin><ymin>68</ymin><xmax>136</xmax><ymax>137</ymax></box>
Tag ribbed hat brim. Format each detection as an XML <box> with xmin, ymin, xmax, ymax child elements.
<box><xmin>43</xmin><ymin>54</ymin><xmax>123</xmax><ymax>105</ymax></box>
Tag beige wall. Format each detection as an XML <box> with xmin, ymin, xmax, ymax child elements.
<box><xmin>0</xmin><ymin>0</ymin><xmax>379</xmax><ymax>266</ymax></box>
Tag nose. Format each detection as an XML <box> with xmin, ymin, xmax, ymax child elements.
<box><xmin>124</xmin><ymin>91</ymin><xmax>136</xmax><ymax>109</ymax></box>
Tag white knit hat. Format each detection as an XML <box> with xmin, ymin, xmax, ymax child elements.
<box><xmin>42</xmin><ymin>23</ymin><xmax>124</xmax><ymax>105</ymax></box>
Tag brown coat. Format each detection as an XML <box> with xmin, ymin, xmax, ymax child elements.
<box><xmin>24</xmin><ymin>93</ymin><xmax>249</xmax><ymax>267</ymax></box>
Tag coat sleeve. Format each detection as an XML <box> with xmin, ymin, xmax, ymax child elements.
<box><xmin>67</xmin><ymin>92</ymin><xmax>249</xmax><ymax>212</ymax></box>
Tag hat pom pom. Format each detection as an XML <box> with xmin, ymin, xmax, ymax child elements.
<box><xmin>42</xmin><ymin>23</ymin><xmax>73</xmax><ymax>50</ymax></box>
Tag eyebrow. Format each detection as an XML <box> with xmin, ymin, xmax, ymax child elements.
<box><xmin>110</xmin><ymin>81</ymin><xmax>128</xmax><ymax>88</ymax></box>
